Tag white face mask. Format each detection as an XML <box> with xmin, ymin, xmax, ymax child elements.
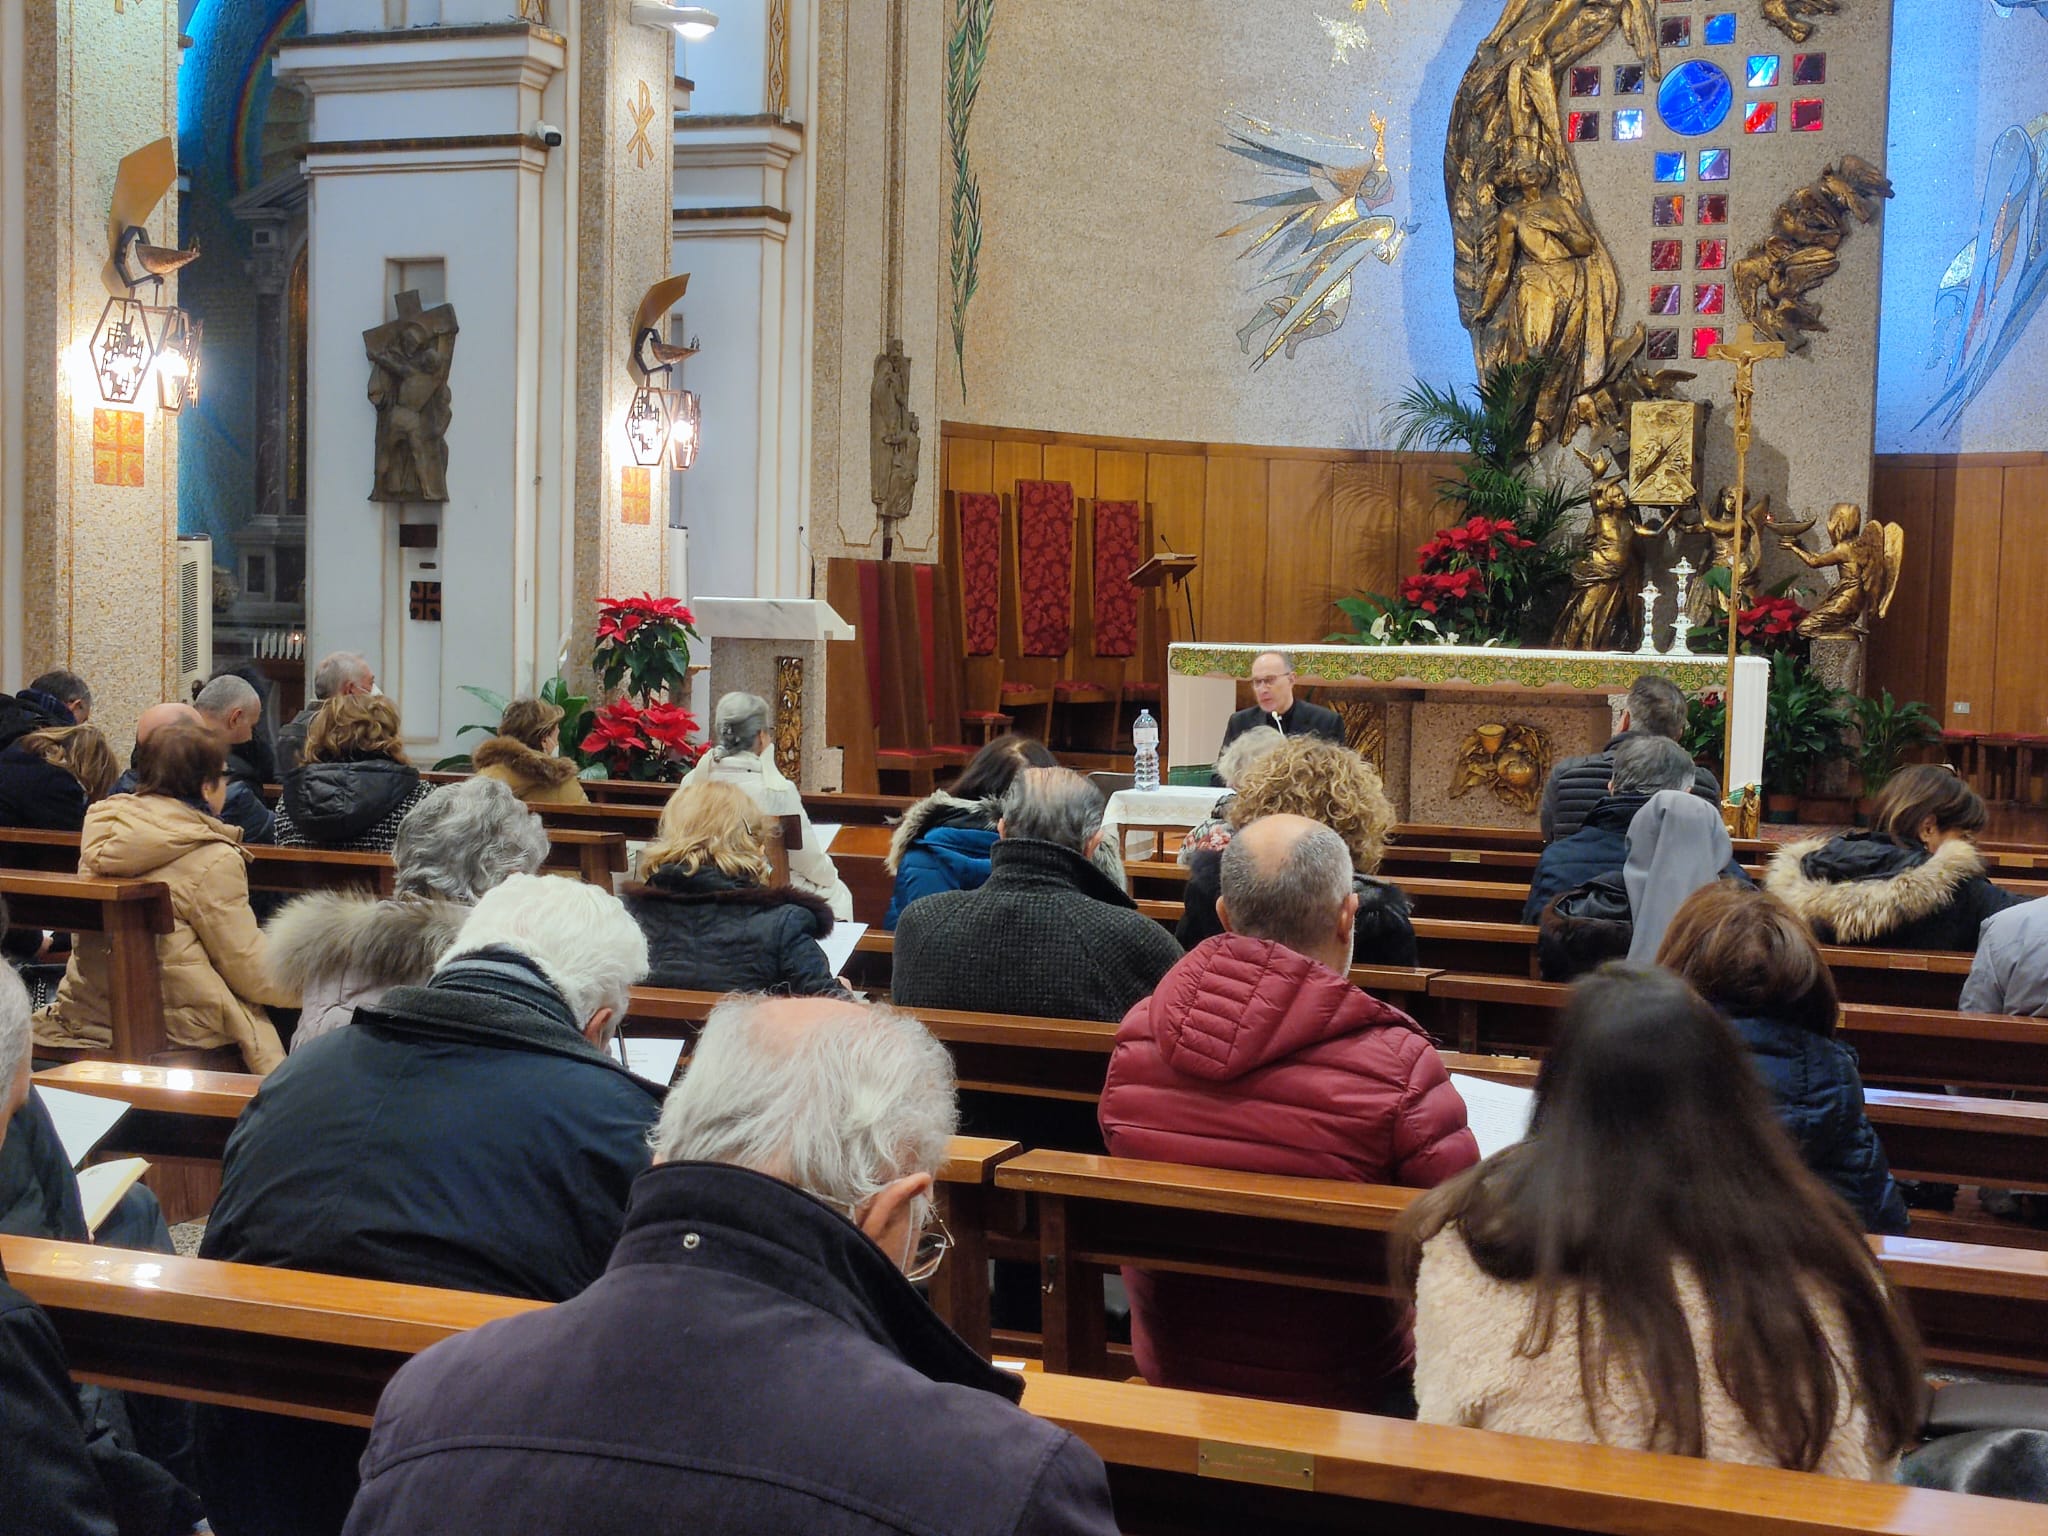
<box><xmin>368</xmin><ymin>684</ymin><xmax>384</xmax><ymax>697</ymax></box>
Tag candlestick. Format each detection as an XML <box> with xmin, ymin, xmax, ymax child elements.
<box><xmin>1669</xmin><ymin>558</ymin><xmax>1696</xmax><ymax>656</ymax></box>
<box><xmin>1636</xmin><ymin>581</ymin><xmax>1663</xmax><ymax>657</ymax></box>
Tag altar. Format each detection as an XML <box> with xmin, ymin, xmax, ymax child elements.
<box><xmin>1166</xmin><ymin>644</ymin><xmax>1767</xmax><ymax>830</ymax></box>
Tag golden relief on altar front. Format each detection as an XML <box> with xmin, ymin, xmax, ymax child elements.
<box><xmin>1449</xmin><ymin>723</ymin><xmax>1553</xmax><ymax>814</ymax></box>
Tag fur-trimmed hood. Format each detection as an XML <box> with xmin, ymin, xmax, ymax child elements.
<box><xmin>1764</xmin><ymin>834</ymin><xmax>1987</xmax><ymax>946</ymax></box>
<box><xmin>625</xmin><ymin>866</ymin><xmax>834</xmax><ymax>934</ymax></box>
<box><xmin>885</xmin><ymin>791</ymin><xmax>998</xmax><ymax>873</ymax></box>
<box><xmin>472</xmin><ymin>735</ymin><xmax>581</xmax><ymax>790</ymax></box>
<box><xmin>265</xmin><ymin>889</ymin><xmax>472</xmax><ymax>994</ymax></box>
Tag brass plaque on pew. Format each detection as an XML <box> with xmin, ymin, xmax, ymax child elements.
<box><xmin>1889</xmin><ymin>956</ymin><xmax>1931</xmax><ymax>971</ymax></box>
<box><xmin>1197</xmin><ymin>1440</ymin><xmax>1315</xmax><ymax>1491</ymax></box>
<box><xmin>1450</xmin><ymin>851</ymin><xmax>1481</xmax><ymax>865</ymax></box>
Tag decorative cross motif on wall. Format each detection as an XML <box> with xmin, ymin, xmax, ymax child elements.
<box><xmin>627</xmin><ymin>81</ymin><xmax>659</xmax><ymax>170</ymax></box>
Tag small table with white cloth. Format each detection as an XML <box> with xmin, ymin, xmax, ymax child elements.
<box><xmin>1101</xmin><ymin>786</ymin><xmax>1227</xmax><ymax>863</ymax></box>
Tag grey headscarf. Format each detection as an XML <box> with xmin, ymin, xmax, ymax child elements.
<box><xmin>1624</xmin><ymin>789</ymin><xmax>1733</xmax><ymax>962</ymax></box>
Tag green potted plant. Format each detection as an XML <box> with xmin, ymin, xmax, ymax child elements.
<box><xmin>435</xmin><ymin>675</ymin><xmax>595</xmax><ymax>774</ymax></box>
<box><xmin>1761</xmin><ymin>653</ymin><xmax>1851</xmax><ymax>823</ymax></box>
<box><xmin>1851</xmin><ymin>690</ymin><xmax>1938</xmax><ymax>823</ymax></box>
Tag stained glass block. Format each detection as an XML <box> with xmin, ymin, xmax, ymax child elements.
<box><xmin>1704</xmin><ymin>13</ymin><xmax>1737</xmax><ymax>45</ymax></box>
<box><xmin>1698</xmin><ymin>194</ymin><xmax>1728</xmax><ymax>224</ymax></box>
<box><xmin>1695</xmin><ymin>283</ymin><xmax>1726</xmax><ymax>315</ymax></box>
<box><xmin>1651</xmin><ymin>239</ymin><xmax>1683</xmax><ymax>271</ymax></box>
<box><xmin>1615</xmin><ymin>64</ymin><xmax>1646</xmax><ymax>95</ymax></box>
<box><xmin>1614</xmin><ymin>109</ymin><xmax>1645</xmax><ymax>141</ymax></box>
<box><xmin>1698</xmin><ymin>147</ymin><xmax>1731</xmax><ymax>181</ymax></box>
<box><xmin>1653</xmin><ymin>194</ymin><xmax>1686</xmax><ymax>226</ymax></box>
<box><xmin>1792</xmin><ymin>97</ymin><xmax>1824</xmax><ymax>131</ymax></box>
<box><xmin>1696</xmin><ymin>238</ymin><xmax>1727</xmax><ymax>270</ymax></box>
<box><xmin>1793</xmin><ymin>52</ymin><xmax>1825</xmax><ymax>85</ymax></box>
<box><xmin>1648</xmin><ymin>328</ymin><xmax>1680</xmax><ymax>361</ymax></box>
<box><xmin>1660</xmin><ymin>16</ymin><xmax>1691</xmax><ymax>47</ymax></box>
<box><xmin>1745</xmin><ymin>100</ymin><xmax>1778</xmax><ymax>134</ymax></box>
<box><xmin>1747</xmin><ymin>55</ymin><xmax>1780</xmax><ymax>88</ymax></box>
<box><xmin>1570</xmin><ymin>66</ymin><xmax>1602</xmax><ymax>97</ymax></box>
<box><xmin>1658</xmin><ymin>61</ymin><xmax>1734</xmax><ymax>137</ymax></box>
<box><xmin>1650</xmin><ymin>284</ymin><xmax>1682</xmax><ymax>316</ymax></box>
<box><xmin>1567</xmin><ymin>110</ymin><xmax>1600</xmax><ymax>142</ymax></box>
<box><xmin>1654</xmin><ymin>151</ymin><xmax>1687</xmax><ymax>183</ymax></box>
<box><xmin>1693</xmin><ymin>326</ymin><xmax>1724</xmax><ymax>359</ymax></box>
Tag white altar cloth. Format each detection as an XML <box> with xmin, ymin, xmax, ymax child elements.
<box><xmin>1102</xmin><ymin>786</ymin><xmax>1227</xmax><ymax>861</ymax></box>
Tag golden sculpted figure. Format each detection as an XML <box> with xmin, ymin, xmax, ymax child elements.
<box><xmin>1448</xmin><ymin>0</ymin><xmax>1657</xmax><ymax>450</ymax></box>
<box><xmin>1778</xmin><ymin>503</ymin><xmax>1904</xmax><ymax>639</ymax></box>
<box><xmin>1733</xmin><ymin>157</ymin><xmax>1894</xmax><ymax>350</ymax></box>
<box><xmin>1550</xmin><ymin>449</ymin><xmax>1667</xmax><ymax>650</ymax></box>
<box><xmin>1682</xmin><ymin>488</ymin><xmax>1776</xmax><ymax>627</ymax></box>
<box><xmin>1449</xmin><ymin>722</ymin><xmax>1554</xmax><ymax>815</ymax></box>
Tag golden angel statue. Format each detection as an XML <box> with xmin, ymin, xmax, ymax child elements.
<box><xmin>1778</xmin><ymin>503</ymin><xmax>1904</xmax><ymax>639</ymax></box>
<box><xmin>1551</xmin><ymin>448</ymin><xmax>1669</xmax><ymax>650</ymax></box>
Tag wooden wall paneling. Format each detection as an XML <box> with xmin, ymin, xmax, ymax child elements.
<box><xmin>1095</xmin><ymin>451</ymin><xmax>1147</xmax><ymax>503</ymax></box>
<box><xmin>1146</xmin><ymin>452</ymin><xmax>1208</xmax><ymax>642</ymax></box>
<box><xmin>824</xmin><ymin>557</ymin><xmax>879</xmax><ymax>794</ymax></box>
<box><xmin>1866</xmin><ymin>462</ymin><xmax>1936</xmax><ymax>708</ymax></box>
<box><xmin>1330</xmin><ymin>461</ymin><xmax>1406</xmax><ymax>622</ymax></box>
<box><xmin>990</xmin><ymin>441</ymin><xmax>1043</xmax><ymax>506</ymax></box>
<box><xmin>1264</xmin><ymin>459</ymin><xmax>1335</xmax><ymax>646</ymax></box>
<box><xmin>1924</xmin><ymin>466</ymin><xmax>1959</xmax><ymax>719</ymax></box>
<box><xmin>929</xmin><ymin>508</ymin><xmax>968</xmax><ymax>742</ymax></box>
<box><xmin>1397</xmin><ymin>459</ymin><xmax>1455</xmax><ymax>565</ymax></box>
<box><xmin>1993</xmin><ymin>465</ymin><xmax>2048</xmax><ymax>735</ymax></box>
<box><xmin>1041</xmin><ymin>445</ymin><xmax>1096</xmax><ymax>501</ymax></box>
<box><xmin>946</xmin><ymin>434</ymin><xmax>994</xmax><ymax>494</ymax></box>
<box><xmin>1201</xmin><ymin>456</ymin><xmax>1271</xmax><ymax>645</ymax></box>
<box><xmin>1942</xmin><ymin>465</ymin><xmax>2005</xmax><ymax>726</ymax></box>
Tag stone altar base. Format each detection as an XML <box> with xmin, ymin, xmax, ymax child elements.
<box><xmin>693</xmin><ymin>599</ymin><xmax>854</xmax><ymax>793</ymax></box>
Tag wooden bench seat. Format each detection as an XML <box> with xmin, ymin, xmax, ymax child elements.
<box><xmin>1</xmin><ymin>872</ymin><xmax>174</xmax><ymax>1061</ymax></box>
<box><xmin>6</xmin><ymin>1233</ymin><xmax>2028</xmax><ymax>1535</ymax></box>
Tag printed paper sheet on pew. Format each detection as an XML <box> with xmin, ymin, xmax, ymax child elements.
<box><xmin>611</xmin><ymin>1036</ymin><xmax>688</xmax><ymax>1088</ymax></box>
<box><xmin>38</xmin><ymin>1085</ymin><xmax>130</xmax><ymax>1168</ymax></box>
<box><xmin>1448</xmin><ymin>1074</ymin><xmax>1536</xmax><ymax>1160</ymax></box>
<box><xmin>816</xmin><ymin>921</ymin><xmax>867</xmax><ymax>977</ymax></box>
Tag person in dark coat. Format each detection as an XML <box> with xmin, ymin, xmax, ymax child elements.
<box><xmin>0</xmin><ymin>685</ymin><xmax>77</xmax><ymax>753</ymax></box>
<box><xmin>0</xmin><ymin>956</ymin><xmax>205</xmax><ymax>1536</ymax></box>
<box><xmin>893</xmin><ymin>767</ymin><xmax>1180</xmax><ymax>1023</ymax></box>
<box><xmin>340</xmin><ymin>994</ymin><xmax>1119</xmax><ymax>1536</ymax></box>
<box><xmin>1657</xmin><ymin>883</ymin><xmax>1909</xmax><ymax>1234</ymax></box>
<box><xmin>624</xmin><ymin>779</ymin><xmax>849</xmax><ymax>997</ymax></box>
<box><xmin>1179</xmin><ymin>736</ymin><xmax>1417</xmax><ymax>966</ymax></box>
<box><xmin>1103</xmin><ymin>818</ymin><xmax>1477</xmax><ymax>1412</ymax></box>
<box><xmin>0</xmin><ymin>724</ymin><xmax>118</xmax><ymax>831</ymax></box>
<box><xmin>883</xmin><ymin>734</ymin><xmax>1057</xmax><ymax>928</ymax></box>
<box><xmin>276</xmin><ymin>652</ymin><xmax>375</xmax><ymax>777</ymax></box>
<box><xmin>111</xmin><ymin>702</ymin><xmax>275</xmax><ymax>846</ymax></box>
<box><xmin>1765</xmin><ymin>765</ymin><xmax>2021</xmax><ymax>952</ymax></box>
<box><xmin>1538</xmin><ymin>674</ymin><xmax>1723</xmax><ymax>842</ymax></box>
<box><xmin>274</xmin><ymin>694</ymin><xmax>430</xmax><ymax>852</ymax></box>
<box><xmin>1215</xmin><ymin>649</ymin><xmax>1346</xmax><ymax>762</ymax></box>
<box><xmin>1523</xmin><ymin>735</ymin><xmax>1747</xmax><ymax>925</ymax></box>
<box><xmin>196</xmin><ymin>876</ymin><xmax>662</xmax><ymax>1536</ymax></box>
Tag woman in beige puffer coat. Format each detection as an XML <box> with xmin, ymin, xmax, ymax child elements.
<box><xmin>35</xmin><ymin>722</ymin><xmax>292</xmax><ymax>1072</ymax></box>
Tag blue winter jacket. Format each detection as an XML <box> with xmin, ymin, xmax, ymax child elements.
<box><xmin>885</xmin><ymin>824</ymin><xmax>1000</xmax><ymax>929</ymax></box>
<box><xmin>1521</xmin><ymin>793</ymin><xmax>1749</xmax><ymax>924</ymax></box>
<box><xmin>1730</xmin><ymin>1011</ymin><xmax>1910</xmax><ymax>1235</ymax></box>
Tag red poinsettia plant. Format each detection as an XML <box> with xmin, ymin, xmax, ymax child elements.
<box><xmin>1378</xmin><ymin>516</ymin><xmax>1548</xmax><ymax>639</ymax></box>
<box><xmin>593</xmin><ymin>594</ymin><xmax>700</xmax><ymax>700</ymax></box>
<box><xmin>579</xmin><ymin>696</ymin><xmax>706</xmax><ymax>781</ymax></box>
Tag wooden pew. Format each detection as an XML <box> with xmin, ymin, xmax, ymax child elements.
<box><xmin>2</xmin><ymin>872</ymin><xmax>174</xmax><ymax>1060</ymax></box>
<box><xmin>6</xmin><ymin>1234</ymin><xmax>2027</xmax><ymax>1535</ymax></box>
<box><xmin>995</xmin><ymin>1149</ymin><xmax>2048</xmax><ymax>1382</ymax></box>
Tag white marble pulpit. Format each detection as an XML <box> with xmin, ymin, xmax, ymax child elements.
<box><xmin>694</xmin><ymin>597</ymin><xmax>856</xmax><ymax>793</ymax></box>
<box><xmin>1166</xmin><ymin>643</ymin><xmax>1768</xmax><ymax>830</ymax></box>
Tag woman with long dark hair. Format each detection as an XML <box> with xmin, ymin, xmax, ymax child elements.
<box><xmin>1398</xmin><ymin>965</ymin><xmax>1922</xmax><ymax>1476</ymax></box>
<box><xmin>881</xmin><ymin>734</ymin><xmax>1057</xmax><ymax>928</ymax></box>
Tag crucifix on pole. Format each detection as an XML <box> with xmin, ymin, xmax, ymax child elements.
<box><xmin>1704</xmin><ymin>322</ymin><xmax>1787</xmax><ymax>803</ymax></box>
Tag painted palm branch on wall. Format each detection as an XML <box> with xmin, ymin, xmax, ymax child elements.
<box><xmin>947</xmin><ymin>0</ymin><xmax>994</xmax><ymax>396</ymax></box>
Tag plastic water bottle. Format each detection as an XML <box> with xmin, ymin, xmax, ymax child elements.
<box><xmin>1132</xmin><ymin>708</ymin><xmax>1160</xmax><ymax>793</ymax></box>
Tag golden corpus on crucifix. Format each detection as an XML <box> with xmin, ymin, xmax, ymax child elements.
<box><xmin>1704</xmin><ymin>321</ymin><xmax>1787</xmax><ymax>801</ymax></box>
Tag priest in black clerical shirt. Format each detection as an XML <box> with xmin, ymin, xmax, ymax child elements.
<box><xmin>1218</xmin><ymin>649</ymin><xmax>1347</xmax><ymax>755</ymax></box>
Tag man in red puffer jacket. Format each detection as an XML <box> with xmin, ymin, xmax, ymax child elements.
<box><xmin>1099</xmin><ymin>813</ymin><xmax>1478</xmax><ymax>1413</ymax></box>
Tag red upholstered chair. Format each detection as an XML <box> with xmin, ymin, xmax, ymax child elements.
<box><xmin>999</xmin><ymin>479</ymin><xmax>1076</xmax><ymax>743</ymax></box>
<box><xmin>1053</xmin><ymin>497</ymin><xmax>1152</xmax><ymax>751</ymax></box>
<box><xmin>946</xmin><ymin>489</ymin><xmax>1014</xmax><ymax>745</ymax></box>
<box><xmin>1940</xmin><ymin>730</ymin><xmax>1984</xmax><ymax>796</ymax></box>
<box><xmin>1978</xmin><ymin>733</ymin><xmax>2022</xmax><ymax>806</ymax></box>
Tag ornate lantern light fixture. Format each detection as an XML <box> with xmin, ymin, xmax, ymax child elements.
<box><xmin>626</xmin><ymin>273</ymin><xmax>704</xmax><ymax>472</ymax></box>
<box><xmin>90</xmin><ymin>297</ymin><xmax>158</xmax><ymax>404</ymax></box>
<box><xmin>155</xmin><ymin>308</ymin><xmax>202</xmax><ymax>414</ymax></box>
<box><xmin>665</xmin><ymin>387</ymin><xmax>700</xmax><ymax>470</ymax></box>
<box><xmin>98</xmin><ymin>137</ymin><xmax>203</xmax><ymax>411</ymax></box>
<box><xmin>624</xmin><ymin>384</ymin><xmax>674</xmax><ymax>467</ymax></box>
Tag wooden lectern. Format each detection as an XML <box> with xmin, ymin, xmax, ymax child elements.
<box><xmin>1131</xmin><ymin>553</ymin><xmax>1199</xmax><ymax>643</ymax></box>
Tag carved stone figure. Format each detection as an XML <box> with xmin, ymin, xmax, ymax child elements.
<box><xmin>364</xmin><ymin>290</ymin><xmax>458</xmax><ymax>503</ymax></box>
<box><xmin>870</xmin><ymin>340</ymin><xmax>920</xmax><ymax>542</ymax></box>
<box><xmin>1779</xmin><ymin>503</ymin><xmax>1904</xmax><ymax>639</ymax></box>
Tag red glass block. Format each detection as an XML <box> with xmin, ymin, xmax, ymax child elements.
<box><xmin>1793</xmin><ymin>53</ymin><xmax>1826</xmax><ymax>85</ymax></box>
<box><xmin>1647</xmin><ymin>328</ymin><xmax>1680</xmax><ymax>361</ymax></box>
<box><xmin>1792</xmin><ymin>97</ymin><xmax>1824</xmax><ymax>132</ymax></box>
<box><xmin>1693</xmin><ymin>326</ymin><xmax>1724</xmax><ymax>359</ymax></box>
<box><xmin>1697</xmin><ymin>194</ymin><xmax>1729</xmax><ymax>225</ymax></box>
<box><xmin>1653</xmin><ymin>194</ymin><xmax>1685</xmax><ymax>226</ymax></box>
<box><xmin>1650</xmin><ymin>284</ymin><xmax>1682</xmax><ymax>315</ymax></box>
<box><xmin>1695</xmin><ymin>283</ymin><xmax>1726</xmax><ymax>315</ymax></box>
<box><xmin>1696</xmin><ymin>238</ymin><xmax>1728</xmax><ymax>270</ymax></box>
<box><xmin>1651</xmin><ymin>239</ymin><xmax>1683</xmax><ymax>271</ymax></box>
<box><xmin>1567</xmin><ymin>110</ymin><xmax>1600</xmax><ymax>142</ymax></box>
<box><xmin>1745</xmin><ymin>100</ymin><xmax>1778</xmax><ymax>134</ymax></box>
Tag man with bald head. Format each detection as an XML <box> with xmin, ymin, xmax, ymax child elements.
<box><xmin>1216</xmin><ymin>649</ymin><xmax>1346</xmax><ymax>762</ymax></box>
<box><xmin>1099</xmin><ymin>813</ymin><xmax>1477</xmax><ymax>1413</ymax></box>
<box><xmin>115</xmin><ymin>700</ymin><xmax>274</xmax><ymax>843</ymax></box>
<box><xmin>341</xmin><ymin>993</ymin><xmax>1120</xmax><ymax>1536</ymax></box>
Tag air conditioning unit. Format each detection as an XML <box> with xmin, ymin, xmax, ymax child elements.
<box><xmin>175</xmin><ymin>535</ymin><xmax>213</xmax><ymax>699</ymax></box>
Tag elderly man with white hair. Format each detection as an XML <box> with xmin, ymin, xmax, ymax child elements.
<box><xmin>342</xmin><ymin>994</ymin><xmax>1119</xmax><ymax>1536</ymax></box>
<box><xmin>685</xmin><ymin>690</ymin><xmax>853</xmax><ymax>917</ymax></box>
<box><xmin>197</xmin><ymin>875</ymin><xmax>664</xmax><ymax>1536</ymax></box>
<box><xmin>276</xmin><ymin>650</ymin><xmax>375</xmax><ymax>775</ymax></box>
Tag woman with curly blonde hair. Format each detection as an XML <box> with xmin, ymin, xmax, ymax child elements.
<box><xmin>275</xmin><ymin>694</ymin><xmax>433</xmax><ymax>851</ymax></box>
<box><xmin>1176</xmin><ymin>736</ymin><xmax>1415</xmax><ymax>966</ymax></box>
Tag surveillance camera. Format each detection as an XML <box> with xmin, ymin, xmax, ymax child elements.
<box><xmin>532</xmin><ymin>121</ymin><xmax>564</xmax><ymax>148</ymax></box>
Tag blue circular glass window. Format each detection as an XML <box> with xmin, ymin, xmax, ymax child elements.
<box><xmin>1657</xmin><ymin>61</ymin><xmax>1733</xmax><ymax>137</ymax></box>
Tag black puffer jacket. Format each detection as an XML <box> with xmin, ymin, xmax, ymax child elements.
<box><xmin>0</xmin><ymin>746</ymin><xmax>88</xmax><ymax>831</ymax></box>
<box><xmin>1177</xmin><ymin>847</ymin><xmax>1418</xmax><ymax>968</ymax></box>
<box><xmin>1764</xmin><ymin>833</ymin><xmax>2023</xmax><ymax>951</ymax></box>
<box><xmin>0</xmin><ymin>689</ymin><xmax>74</xmax><ymax>753</ymax></box>
<box><xmin>623</xmin><ymin>866</ymin><xmax>848</xmax><ymax>998</ymax></box>
<box><xmin>274</xmin><ymin>757</ymin><xmax>430</xmax><ymax>851</ymax></box>
<box><xmin>1539</xmin><ymin>733</ymin><xmax>1725</xmax><ymax>842</ymax></box>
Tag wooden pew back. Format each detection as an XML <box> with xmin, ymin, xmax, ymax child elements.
<box><xmin>1</xmin><ymin>871</ymin><xmax>174</xmax><ymax>1060</ymax></box>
